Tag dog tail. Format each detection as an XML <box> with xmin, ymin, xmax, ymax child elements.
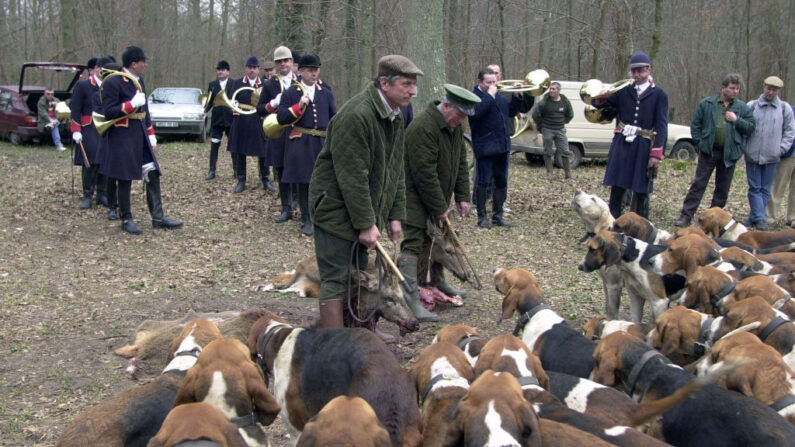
<box><xmin>630</xmin><ymin>360</ymin><xmax>742</xmax><ymax>427</ymax></box>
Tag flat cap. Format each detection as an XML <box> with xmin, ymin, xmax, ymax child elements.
<box><xmin>274</xmin><ymin>46</ymin><xmax>291</xmax><ymax>61</ymax></box>
<box><xmin>444</xmin><ymin>83</ymin><xmax>480</xmax><ymax>116</ymax></box>
<box><xmin>629</xmin><ymin>51</ymin><xmax>651</xmax><ymax>68</ymax></box>
<box><xmin>764</xmin><ymin>76</ymin><xmax>784</xmax><ymax>88</ymax></box>
<box><xmin>216</xmin><ymin>60</ymin><xmax>230</xmax><ymax>70</ymax></box>
<box><xmin>299</xmin><ymin>53</ymin><xmax>321</xmax><ymax>69</ymax></box>
<box><xmin>377</xmin><ymin>55</ymin><xmax>423</xmax><ymax>77</ymax></box>
<box><xmin>245</xmin><ymin>56</ymin><xmax>259</xmax><ymax>67</ymax></box>
<box><xmin>262</xmin><ymin>60</ymin><xmax>275</xmax><ymax>70</ymax></box>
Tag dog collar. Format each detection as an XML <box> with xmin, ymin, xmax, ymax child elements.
<box><xmin>773</xmin><ymin>296</ymin><xmax>792</xmax><ymax>311</ymax></box>
<box><xmin>230</xmin><ymin>410</ymin><xmax>259</xmax><ymax>428</ymax></box>
<box><xmin>646</xmin><ymin>227</ymin><xmax>659</xmax><ymax>244</ymax></box>
<box><xmin>759</xmin><ymin>316</ymin><xmax>790</xmax><ymax>342</ymax></box>
<box><xmin>517</xmin><ymin>376</ymin><xmax>540</xmax><ymax>387</ymax></box>
<box><xmin>619</xmin><ymin>234</ymin><xmax>637</xmax><ymax>263</ymax></box>
<box><xmin>710</xmin><ymin>281</ymin><xmax>737</xmax><ymax>313</ymax></box>
<box><xmin>258</xmin><ymin>324</ymin><xmax>290</xmax><ymax>385</ymax></box>
<box><xmin>626</xmin><ymin>349</ymin><xmax>669</xmax><ymax>398</ymax></box>
<box><xmin>591</xmin><ymin>319</ymin><xmax>607</xmax><ymax>340</ymax></box>
<box><xmin>771</xmin><ymin>394</ymin><xmax>795</xmax><ymax>412</ymax></box>
<box><xmin>694</xmin><ymin>317</ymin><xmax>715</xmax><ymax>357</ymax></box>
<box><xmin>513</xmin><ymin>304</ymin><xmax>551</xmax><ymax>336</ymax></box>
<box><xmin>578</xmin><ymin>231</ymin><xmax>596</xmax><ymax>244</ymax></box>
<box><xmin>457</xmin><ymin>335</ymin><xmax>481</xmax><ymax>351</ymax></box>
<box><xmin>419</xmin><ymin>374</ymin><xmax>468</xmax><ymax>407</ymax></box>
<box><xmin>719</xmin><ymin>219</ymin><xmax>737</xmax><ymax>237</ymax></box>
<box><xmin>173</xmin><ymin>347</ymin><xmax>201</xmax><ymax>358</ymax></box>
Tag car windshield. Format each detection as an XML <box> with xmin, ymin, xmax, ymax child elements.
<box><xmin>149</xmin><ymin>89</ymin><xmax>199</xmax><ymax>105</ymax></box>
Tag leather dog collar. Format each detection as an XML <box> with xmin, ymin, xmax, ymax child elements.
<box><xmin>646</xmin><ymin>226</ymin><xmax>659</xmax><ymax>244</ymax></box>
<box><xmin>694</xmin><ymin>317</ymin><xmax>715</xmax><ymax>357</ymax></box>
<box><xmin>257</xmin><ymin>324</ymin><xmax>290</xmax><ymax>386</ymax></box>
<box><xmin>230</xmin><ymin>410</ymin><xmax>259</xmax><ymax>428</ymax></box>
<box><xmin>773</xmin><ymin>296</ymin><xmax>792</xmax><ymax>311</ymax></box>
<box><xmin>517</xmin><ymin>376</ymin><xmax>540</xmax><ymax>387</ymax></box>
<box><xmin>626</xmin><ymin>349</ymin><xmax>669</xmax><ymax>398</ymax></box>
<box><xmin>592</xmin><ymin>319</ymin><xmax>607</xmax><ymax>340</ymax></box>
<box><xmin>578</xmin><ymin>231</ymin><xmax>596</xmax><ymax>244</ymax></box>
<box><xmin>457</xmin><ymin>335</ymin><xmax>481</xmax><ymax>351</ymax></box>
<box><xmin>173</xmin><ymin>347</ymin><xmax>201</xmax><ymax>358</ymax></box>
<box><xmin>759</xmin><ymin>316</ymin><xmax>790</xmax><ymax>342</ymax></box>
<box><xmin>710</xmin><ymin>281</ymin><xmax>737</xmax><ymax>313</ymax></box>
<box><xmin>513</xmin><ymin>304</ymin><xmax>552</xmax><ymax>336</ymax></box>
<box><xmin>770</xmin><ymin>394</ymin><xmax>795</xmax><ymax>412</ymax></box>
<box><xmin>719</xmin><ymin>219</ymin><xmax>737</xmax><ymax>237</ymax></box>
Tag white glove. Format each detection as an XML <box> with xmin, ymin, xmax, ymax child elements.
<box><xmin>130</xmin><ymin>91</ymin><xmax>147</xmax><ymax>108</ymax></box>
<box><xmin>269</xmin><ymin>93</ymin><xmax>282</xmax><ymax>108</ymax></box>
<box><xmin>72</xmin><ymin>132</ymin><xmax>82</xmax><ymax>143</ymax></box>
<box><xmin>622</xmin><ymin>124</ymin><xmax>639</xmax><ymax>143</ymax></box>
<box><xmin>148</xmin><ymin>134</ymin><xmax>157</xmax><ymax>148</ymax></box>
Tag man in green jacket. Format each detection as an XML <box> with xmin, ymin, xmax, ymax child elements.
<box><xmin>531</xmin><ymin>82</ymin><xmax>574</xmax><ymax>180</ymax></box>
<box><xmin>309</xmin><ymin>55</ymin><xmax>423</xmax><ymax>328</ymax></box>
<box><xmin>399</xmin><ymin>84</ymin><xmax>480</xmax><ymax>322</ymax></box>
<box><xmin>675</xmin><ymin>73</ymin><xmax>756</xmax><ymax>227</ymax></box>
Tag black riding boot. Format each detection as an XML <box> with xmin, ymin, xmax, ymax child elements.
<box><xmin>107</xmin><ymin>177</ymin><xmax>118</xmax><ymax>220</ymax></box>
<box><xmin>79</xmin><ymin>165</ymin><xmax>95</xmax><ymax>209</ymax></box>
<box><xmin>206</xmin><ymin>141</ymin><xmax>219</xmax><ymax>180</ymax></box>
<box><xmin>630</xmin><ymin>192</ymin><xmax>650</xmax><ymax>220</ymax></box>
<box><xmin>475</xmin><ymin>186</ymin><xmax>491</xmax><ymax>228</ymax></box>
<box><xmin>234</xmin><ymin>153</ymin><xmax>246</xmax><ymax>193</ymax></box>
<box><xmin>146</xmin><ymin>171</ymin><xmax>183</xmax><ymax>229</ymax></box>
<box><xmin>491</xmin><ymin>187</ymin><xmax>512</xmax><ymax>227</ymax></box>
<box><xmin>258</xmin><ymin>157</ymin><xmax>275</xmax><ymax>191</ymax></box>
<box><xmin>275</xmin><ymin>182</ymin><xmax>293</xmax><ymax>223</ymax></box>
<box><xmin>95</xmin><ymin>170</ymin><xmax>107</xmax><ymax>206</ymax></box>
<box><xmin>117</xmin><ymin>180</ymin><xmax>141</xmax><ymax>234</ymax></box>
<box><xmin>298</xmin><ymin>183</ymin><xmax>313</xmax><ymax>236</ymax></box>
<box><xmin>608</xmin><ymin>186</ymin><xmax>627</xmax><ymax>219</ymax></box>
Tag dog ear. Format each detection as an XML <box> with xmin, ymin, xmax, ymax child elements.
<box><xmin>684</xmin><ymin>252</ymin><xmax>702</xmax><ymax>278</ymax></box>
<box><xmin>591</xmin><ymin>343</ymin><xmax>618</xmax><ymax>387</ymax></box>
<box><xmin>658</xmin><ymin>321</ymin><xmax>681</xmax><ymax>358</ymax></box>
<box><xmin>499</xmin><ymin>293</ymin><xmax>519</xmax><ymax>322</ymax></box>
<box><xmin>519</xmin><ymin>402</ymin><xmax>543</xmax><ymax>447</ymax></box>
<box><xmin>603</xmin><ymin>239</ymin><xmax>621</xmax><ymax>266</ymax></box>
<box><xmin>247</xmin><ymin>364</ymin><xmax>281</xmax><ymax>426</ymax></box>
<box><xmin>172</xmin><ymin>369</ymin><xmax>199</xmax><ymax>407</ymax></box>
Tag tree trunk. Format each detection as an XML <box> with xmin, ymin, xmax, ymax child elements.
<box><xmin>407</xmin><ymin>0</ymin><xmax>444</xmax><ymax>107</ymax></box>
<box><xmin>60</xmin><ymin>0</ymin><xmax>78</xmax><ymax>61</ymax></box>
<box><xmin>649</xmin><ymin>0</ymin><xmax>663</xmax><ymax>62</ymax></box>
<box><xmin>591</xmin><ymin>0</ymin><xmax>609</xmax><ymax>78</ymax></box>
<box><xmin>220</xmin><ymin>0</ymin><xmax>230</xmax><ymax>58</ymax></box>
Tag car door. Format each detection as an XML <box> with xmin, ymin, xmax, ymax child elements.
<box><xmin>0</xmin><ymin>89</ymin><xmax>13</xmax><ymax>136</ymax></box>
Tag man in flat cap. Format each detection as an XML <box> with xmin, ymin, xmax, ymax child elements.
<box><xmin>203</xmin><ymin>60</ymin><xmax>234</xmax><ymax>180</ymax></box>
<box><xmin>742</xmin><ymin>75</ymin><xmax>795</xmax><ymax>229</ymax></box>
<box><xmin>595</xmin><ymin>51</ymin><xmax>668</xmax><ymax>219</ymax></box>
<box><xmin>532</xmin><ymin>81</ymin><xmax>575</xmax><ymax>180</ymax></box>
<box><xmin>309</xmin><ymin>54</ymin><xmax>423</xmax><ymax>330</ymax></box>
<box><xmin>259</xmin><ymin>45</ymin><xmax>298</xmax><ymax>221</ymax></box>
<box><xmin>261</xmin><ymin>60</ymin><xmax>276</xmax><ymax>79</ymax></box>
<box><xmin>227</xmin><ymin>56</ymin><xmax>270</xmax><ymax>194</ymax></box>
<box><xmin>399</xmin><ymin>83</ymin><xmax>478</xmax><ymax>322</ymax></box>
<box><xmin>99</xmin><ymin>45</ymin><xmax>182</xmax><ymax>234</ymax></box>
<box><xmin>277</xmin><ymin>53</ymin><xmax>336</xmax><ymax>236</ymax></box>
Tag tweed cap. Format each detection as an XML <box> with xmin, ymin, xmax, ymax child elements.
<box><xmin>764</xmin><ymin>76</ymin><xmax>784</xmax><ymax>88</ymax></box>
<box><xmin>216</xmin><ymin>60</ymin><xmax>230</xmax><ymax>70</ymax></box>
<box><xmin>377</xmin><ymin>55</ymin><xmax>423</xmax><ymax>77</ymax></box>
<box><xmin>274</xmin><ymin>46</ymin><xmax>291</xmax><ymax>61</ymax></box>
<box><xmin>262</xmin><ymin>60</ymin><xmax>276</xmax><ymax>70</ymax></box>
<box><xmin>444</xmin><ymin>83</ymin><xmax>480</xmax><ymax>116</ymax></box>
<box><xmin>629</xmin><ymin>51</ymin><xmax>651</xmax><ymax>68</ymax></box>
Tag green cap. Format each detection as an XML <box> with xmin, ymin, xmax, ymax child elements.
<box><xmin>444</xmin><ymin>83</ymin><xmax>481</xmax><ymax>116</ymax></box>
<box><xmin>377</xmin><ymin>55</ymin><xmax>424</xmax><ymax>77</ymax></box>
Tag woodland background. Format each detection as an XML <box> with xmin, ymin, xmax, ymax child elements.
<box><xmin>0</xmin><ymin>0</ymin><xmax>793</xmax><ymax>124</ymax></box>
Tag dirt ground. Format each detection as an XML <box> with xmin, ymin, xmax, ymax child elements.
<box><xmin>0</xmin><ymin>139</ymin><xmax>761</xmax><ymax>446</ymax></box>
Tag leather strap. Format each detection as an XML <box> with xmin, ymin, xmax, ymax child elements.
<box><xmin>419</xmin><ymin>374</ymin><xmax>447</xmax><ymax>406</ymax></box>
<box><xmin>694</xmin><ymin>317</ymin><xmax>715</xmax><ymax>357</ymax></box>
<box><xmin>513</xmin><ymin>304</ymin><xmax>551</xmax><ymax>336</ymax></box>
<box><xmin>759</xmin><ymin>316</ymin><xmax>790</xmax><ymax>342</ymax></box>
<box><xmin>770</xmin><ymin>394</ymin><xmax>795</xmax><ymax>412</ymax></box>
<box><xmin>578</xmin><ymin>231</ymin><xmax>596</xmax><ymax>244</ymax></box>
<box><xmin>646</xmin><ymin>226</ymin><xmax>659</xmax><ymax>244</ymax></box>
<box><xmin>719</xmin><ymin>219</ymin><xmax>737</xmax><ymax>237</ymax></box>
<box><xmin>230</xmin><ymin>410</ymin><xmax>259</xmax><ymax>427</ymax></box>
<box><xmin>773</xmin><ymin>296</ymin><xmax>792</xmax><ymax>310</ymax></box>
<box><xmin>626</xmin><ymin>350</ymin><xmax>668</xmax><ymax>397</ymax></box>
<box><xmin>457</xmin><ymin>335</ymin><xmax>481</xmax><ymax>351</ymax></box>
<box><xmin>517</xmin><ymin>376</ymin><xmax>540</xmax><ymax>387</ymax></box>
<box><xmin>591</xmin><ymin>319</ymin><xmax>607</xmax><ymax>340</ymax></box>
<box><xmin>710</xmin><ymin>280</ymin><xmax>737</xmax><ymax>312</ymax></box>
<box><xmin>257</xmin><ymin>324</ymin><xmax>290</xmax><ymax>386</ymax></box>
<box><xmin>292</xmin><ymin>125</ymin><xmax>327</xmax><ymax>137</ymax></box>
<box><xmin>173</xmin><ymin>347</ymin><xmax>201</xmax><ymax>358</ymax></box>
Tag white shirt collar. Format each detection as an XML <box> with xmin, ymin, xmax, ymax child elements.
<box><xmin>301</xmin><ymin>82</ymin><xmax>316</xmax><ymax>101</ymax></box>
<box><xmin>281</xmin><ymin>74</ymin><xmax>292</xmax><ymax>88</ymax></box>
<box><xmin>219</xmin><ymin>78</ymin><xmax>227</xmax><ymax>88</ymax></box>
<box><xmin>635</xmin><ymin>81</ymin><xmax>650</xmax><ymax>95</ymax></box>
<box><xmin>122</xmin><ymin>67</ymin><xmax>140</xmax><ymax>80</ymax></box>
<box><xmin>377</xmin><ymin>89</ymin><xmax>401</xmax><ymax>121</ymax></box>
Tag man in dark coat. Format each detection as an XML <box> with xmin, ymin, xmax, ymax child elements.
<box><xmin>203</xmin><ymin>60</ymin><xmax>235</xmax><ymax>180</ymax></box>
<box><xmin>309</xmin><ymin>54</ymin><xmax>423</xmax><ymax>329</ymax></box>
<box><xmin>226</xmin><ymin>56</ymin><xmax>268</xmax><ymax>193</ymax></box>
<box><xmin>98</xmin><ymin>46</ymin><xmax>182</xmax><ymax>234</ymax></box>
<box><xmin>399</xmin><ymin>84</ymin><xmax>479</xmax><ymax>322</ymax></box>
<box><xmin>469</xmin><ymin>67</ymin><xmax>523</xmax><ymax>228</ymax></box>
<box><xmin>70</xmin><ymin>56</ymin><xmax>106</xmax><ymax>209</ymax></box>
<box><xmin>277</xmin><ymin>53</ymin><xmax>336</xmax><ymax>236</ymax></box>
<box><xmin>94</xmin><ymin>56</ymin><xmax>120</xmax><ymax>220</ymax></box>
<box><xmin>595</xmin><ymin>51</ymin><xmax>668</xmax><ymax>219</ymax></box>
<box><xmin>259</xmin><ymin>46</ymin><xmax>298</xmax><ymax>220</ymax></box>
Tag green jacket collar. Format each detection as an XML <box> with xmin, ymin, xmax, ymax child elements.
<box><xmin>368</xmin><ymin>84</ymin><xmax>400</xmax><ymax>121</ymax></box>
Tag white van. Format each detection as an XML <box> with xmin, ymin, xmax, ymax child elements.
<box><xmin>509</xmin><ymin>81</ymin><xmax>695</xmax><ymax>168</ymax></box>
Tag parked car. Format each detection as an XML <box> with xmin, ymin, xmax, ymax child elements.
<box><xmin>0</xmin><ymin>62</ymin><xmax>86</xmax><ymax>145</ymax></box>
<box><xmin>509</xmin><ymin>80</ymin><xmax>695</xmax><ymax>168</ymax></box>
<box><xmin>148</xmin><ymin>87</ymin><xmax>207</xmax><ymax>142</ymax></box>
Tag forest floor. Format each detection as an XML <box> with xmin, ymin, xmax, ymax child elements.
<box><xmin>0</xmin><ymin>138</ymin><xmax>769</xmax><ymax>446</ymax></box>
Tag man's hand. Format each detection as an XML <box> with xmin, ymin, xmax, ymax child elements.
<box><xmin>269</xmin><ymin>93</ymin><xmax>282</xmax><ymax>108</ymax></box>
<box><xmin>438</xmin><ymin>208</ymin><xmax>452</xmax><ymax>222</ymax></box>
<box><xmin>487</xmin><ymin>84</ymin><xmax>498</xmax><ymax>97</ymax></box>
<box><xmin>359</xmin><ymin>225</ymin><xmax>381</xmax><ymax>249</ymax></box>
<box><xmin>457</xmin><ymin>201</ymin><xmax>470</xmax><ymax>218</ymax></box>
<box><xmin>130</xmin><ymin>91</ymin><xmax>146</xmax><ymax>108</ymax></box>
<box><xmin>148</xmin><ymin>134</ymin><xmax>157</xmax><ymax>148</ymax></box>
<box><xmin>387</xmin><ymin>220</ymin><xmax>402</xmax><ymax>244</ymax></box>
<box><xmin>72</xmin><ymin>132</ymin><xmax>82</xmax><ymax>144</ymax></box>
<box><xmin>299</xmin><ymin>94</ymin><xmax>310</xmax><ymax>108</ymax></box>
<box><xmin>725</xmin><ymin>110</ymin><xmax>737</xmax><ymax>123</ymax></box>
<box><xmin>648</xmin><ymin>154</ymin><xmax>662</xmax><ymax>169</ymax></box>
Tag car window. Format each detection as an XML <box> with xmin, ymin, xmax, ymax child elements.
<box><xmin>0</xmin><ymin>90</ymin><xmax>11</xmax><ymax>110</ymax></box>
<box><xmin>149</xmin><ymin>89</ymin><xmax>200</xmax><ymax>105</ymax></box>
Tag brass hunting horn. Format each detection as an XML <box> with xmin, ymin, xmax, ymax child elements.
<box><xmin>497</xmin><ymin>69</ymin><xmax>551</xmax><ymax>95</ymax></box>
<box><xmin>92</xmin><ymin>69</ymin><xmax>145</xmax><ymax>136</ymax></box>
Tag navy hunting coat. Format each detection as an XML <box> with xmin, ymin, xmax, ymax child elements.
<box><xmin>98</xmin><ymin>71</ymin><xmax>159</xmax><ymax>181</ymax></box>
<box><xmin>226</xmin><ymin>76</ymin><xmax>267</xmax><ymax>157</ymax></box>
<box><xmin>277</xmin><ymin>81</ymin><xmax>336</xmax><ymax>184</ymax></box>
<box><xmin>259</xmin><ymin>73</ymin><xmax>298</xmax><ymax>168</ymax></box>
<box><xmin>598</xmin><ymin>83</ymin><xmax>668</xmax><ymax>194</ymax></box>
<box><xmin>70</xmin><ymin>75</ymin><xmax>102</xmax><ymax>165</ymax></box>
<box><xmin>205</xmin><ymin>78</ymin><xmax>234</xmax><ymax>129</ymax></box>
<box><xmin>468</xmin><ymin>86</ymin><xmax>522</xmax><ymax>160</ymax></box>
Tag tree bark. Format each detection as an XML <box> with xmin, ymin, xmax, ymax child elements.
<box><xmin>407</xmin><ymin>0</ymin><xmax>444</xmax><ymax>107</ymax></box>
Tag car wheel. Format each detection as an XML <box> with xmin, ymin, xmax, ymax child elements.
<box><xmin>555</xmin><ymin>144</ymin><xmax>582</xmax><ymax>169</ymax></box>
<box><xmin>9</xmin><ymin>132</ymin><xmax>21</xmax><ymax>145</ymax></box>
<box><xmin>524</xmin><ymin>152</ymin><xmax>542</xmax><ymax>165</ymax></box>
<box><xmin>671</xmin><ymin>141</ymin><xmax>696</xmax><ymax>161</ymax></box>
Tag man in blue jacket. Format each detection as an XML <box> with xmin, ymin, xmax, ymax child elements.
<box><xmin>469</xmin><ymin>67</ymin><xmax>522</xmax><ymax>228</ymax></box>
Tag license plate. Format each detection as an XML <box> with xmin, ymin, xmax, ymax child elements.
<box><xmin>156</xmin><ymin>121</ymin><xmax>178</xmax><ymax>127</ymax></box>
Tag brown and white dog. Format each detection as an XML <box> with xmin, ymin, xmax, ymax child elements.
<box><xmin>262</xmin><ymin>255</ymin><xmax>419</xmax><ymax>335</ymax></box>
<box><xmin>296</xmin><ymin>396</ymin><xmax>393</xmax><ymax>447</ymax></box>
<box><xmin>571</xmin><ymin>190</ymin><xmax>624</xmax><ymax>319</ymax></box>
<box><xmin>648</xmin><ymin>233</ymin><xmax>721</xmax><ymax>278</ymax></box>
<box><xmin>172</xmin><ymin>338</ymin><xmax>281</xmax><ymax>447</ymax></box>
<box><xmin>431</xmin><ymin>324</ymin><xmax>487</xmax><ymax>367</ymax></box>
<box><xmin>580</xmin><ymin>230</ymin><xmax>678</xmax><ymax>322</ymax></box>
<box><xmin>409</xmin><ymin>342</ymin><xmax>474</xmax><ymax>447</ymax></box>
<box><xmin>592</xmin><ymin>331</ymin><xmax>795</xmax><ymax>445</ymax></box>
<box><xmin>698</xmin><ymin>207</ymin><xmax>795</xmax><ymax>248</ymax></box>
<box><xmin>721</xmin><ymin>296</ymin><xmax>795</xmax><ymax>370</ymax></box>
<box><xmin>146</xmin><ymin>402</ymin><xmax>249</xmax><ymax>447</ymax></box>
<box><xmin>56</xmin><ymin>319</ymin><xmax>223</xmax><ymax>447</ymax></box>
<box><xmin>474</xmin><ymin>334</ymin><xmax>669</xmax><ymax>447</ymax></box>
<box><xmin>246</xmin><ymin>311</ymin><xmax>422</xmax><ymax>446</ymax></box>
<box><xmin>583</xmin><ymin>316</ymin><xmax>649</xmax><ymax>342</ymax></box>
<box><xmin>697</xmin><ymin>332</ymin><xmax>795</xmax><ymax>424</ymax></box>
<box><xmin>647</xmin><ymin>306</ymin><xmax>736</xmax><ymax>366</ymax></box>
<box><xmin>612</xmin><ymin>212</ymin><xmax>672</xmax><ymax>245</ymax></box>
